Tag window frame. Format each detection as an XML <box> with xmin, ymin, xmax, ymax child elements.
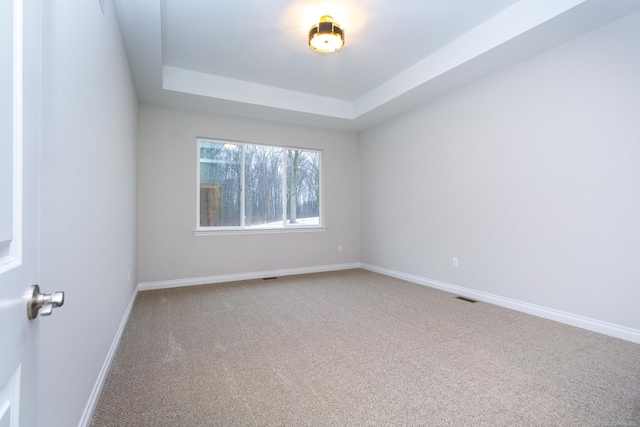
<box><xmin>195</xmin><ymin>137</ymin><xmax>325</xmax><ymax>235</ymax></box>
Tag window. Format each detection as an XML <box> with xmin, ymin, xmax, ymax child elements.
<box><xmin>197</xmin><ymin>138</ymin><xmax>322</xmax><ymax>232</ymax></box>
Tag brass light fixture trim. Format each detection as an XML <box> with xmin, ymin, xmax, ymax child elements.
<box><xmin>308</xmin><ymin>15</ymin><xmax>345</xmax><ymax>53</ymax></box>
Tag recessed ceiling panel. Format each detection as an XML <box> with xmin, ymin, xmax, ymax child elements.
<box><xmin>115</xmin><ymin>0</ymin><xmax>640</xmax><ymax>130</ymax></box>
<box><xmin>161</xmin><ymin>0</ymin><xmax>521</xmax><ymax>101</ymax></box>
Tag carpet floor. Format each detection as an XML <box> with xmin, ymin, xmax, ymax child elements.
<box><xmin>90</xmin><ymin>269</ymin><xmax>640</xmax><ymax>426</ymax></box>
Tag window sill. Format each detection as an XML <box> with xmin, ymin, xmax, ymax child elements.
<box><xmin>194</xmin><ymin>226</ymin><xmax>327</xmax><ymax>236</ymax></box>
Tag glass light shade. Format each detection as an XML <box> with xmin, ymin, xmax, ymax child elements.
<box><xmin>308</xmin><ymin>16</ymin><xmax>344</xmax><ymax>53</ymax></box>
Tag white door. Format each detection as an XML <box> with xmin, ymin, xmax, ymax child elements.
<box><xmin>0</xmin><ymin>0</ymin><xmax>43</xmax><ymax>425</ymax></box>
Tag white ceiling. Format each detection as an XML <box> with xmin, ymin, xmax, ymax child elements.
<box><xmin>113</xmin><ymin>0</ymin><xmax>640</xmax><ymax>131</ymax></box>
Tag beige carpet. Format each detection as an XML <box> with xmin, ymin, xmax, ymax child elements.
<box><xmin>90</xmin><ymin>269</ymin><xmax>640</xmax><ymax>426</ymax></box>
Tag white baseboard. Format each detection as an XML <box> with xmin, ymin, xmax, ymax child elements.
<box><xmin>138</xmin><ymin>262</ymin><xmax>362</xmax><ymax>291</ymax></box>
<box><xmin>361</xmin><ymin>263</ymin><xmax>640</xmax><ymax>345</ymax></box>
<box><xmin>78</xmin><ymin>286</ymin><xmax>139</xmax><ymax>427</ymax></box>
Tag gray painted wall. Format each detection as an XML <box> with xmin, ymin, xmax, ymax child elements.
<box><xmin>39</xmin><ymin>0</ymin><xmax>138</xmax><ymax>425</ymax></box>
<box><xmin>360</xmin><ymin>12</ymin><xmax>640</xmax><ymax>331</ymax></box>
<box><xmin>137</xmin><ymin>105</ymin><xmax>360</xmax><ymax>283</ymax></box>
<box><xmin>32</xmin><ymin>5</ymin><xmax>640</xmax><ymax>425</ymax></box>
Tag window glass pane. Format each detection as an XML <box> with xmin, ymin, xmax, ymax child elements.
<box><xmin>244</xmin><ymin>144</ymin><xmax>283</xmax><ymax>227</ymax></box>
<box><xmin>198</xmin><ymin>139</ymin><xmax>321</xmax><ymax>230</ymax></box>
<box><xmin>286</xmin><ymin>149</ymin><xmax>320</xmax><ymax>226</ymax></box>
<box><xmin>199</xmin><ymin>141</ymin><xmax>242</xmax><ymax>226</ymax></box>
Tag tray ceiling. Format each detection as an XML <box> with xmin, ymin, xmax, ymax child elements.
<box><xmin>114</xmin><ymin>0</ymin><xmax>640</xmax><ymax>130</ymax></box>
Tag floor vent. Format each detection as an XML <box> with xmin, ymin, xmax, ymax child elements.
<box><xmin>262</xmin><ymin>277</ymin><xmax>278</xmax><ymax>280</ymax></box>
<box><xmin>455</xmin><ymin>296</ymin><xmax>478</xmax><ymax>303</ymax></box>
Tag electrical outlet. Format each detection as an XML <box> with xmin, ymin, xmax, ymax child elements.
<box><xmin>452</xmin><ymin>257</ymin><xmax>459</xmax><ymax>268</ymax></box>
<box><xmin>338</xmin><ymin>244</ymin><xmax>343</xmax><ymax>252</ymax></box>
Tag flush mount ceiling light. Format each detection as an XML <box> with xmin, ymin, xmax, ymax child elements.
<box><xmin>308</xmin><ymin>15</ymin><xmax>345</xmax><ymax>53</ymax></box>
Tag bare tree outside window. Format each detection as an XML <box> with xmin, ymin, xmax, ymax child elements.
<box><xmin>287</xmin><ymin>149</ymin><xmax>319</xmax><ymax>225</ymax></box>
<box><xmin>199</xmin><ymin>141</ymin><xmax>241</xmax><ymax>226</ymax></box>
<box><xmin>198</xmin><ymin>139</ymin><xmax>321</xmax><ymax>229</ymax></box>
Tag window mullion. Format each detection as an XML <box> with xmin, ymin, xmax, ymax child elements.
<box><xmin>282</xmin><ymin>150</ymin><xmax>287</xmax><ymax>227</ymax></box>
<box><xmin>241</xmin><ymin>144</ymin><xmax>246</xmax><ymax>227</ymax></box>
